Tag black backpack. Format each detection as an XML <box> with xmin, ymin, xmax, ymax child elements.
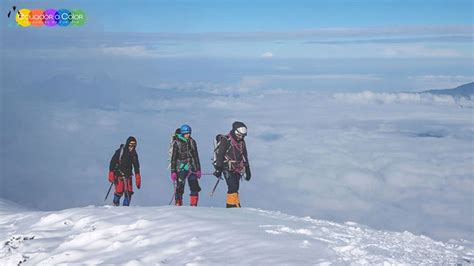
<box><xmin>212</xmin><ymin>134</ymin><xmax>231</xmax><ymax>168</ymax></box>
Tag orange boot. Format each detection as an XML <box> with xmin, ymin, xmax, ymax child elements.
<box><xmin>226</xmin><ymin>193</ymin><xmax>241</xmax><ymax>208</ymax></box>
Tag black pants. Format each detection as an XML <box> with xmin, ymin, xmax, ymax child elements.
<box><xmin>175</xmin><ymin>170</ymin><xmax>201</xmax><ymax>201</ymax></box>
<box><xmin>224</xmin><ymin>170</ymin><xmax>241</xmax><ymax>193</ymax></box>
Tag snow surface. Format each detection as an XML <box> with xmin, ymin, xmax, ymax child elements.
<box><xmin>1</xmin><ymin>200</ymin><xmax>472</xmax><ymax>265</ymax></box>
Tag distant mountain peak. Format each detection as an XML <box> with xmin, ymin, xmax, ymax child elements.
<box><xmin>421</xmin><ymin>82</ymin><xmax>474</xmax><ymax>97</ymax></box>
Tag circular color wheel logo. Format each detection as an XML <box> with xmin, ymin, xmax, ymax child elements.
<box><xmin>14</xmin><ymin>8</ymin><xmax>86</xmax><ymax>28</ymax></box>
<box><xmin>29</xmin><ymin>9</ymin><xmax>45</xmax><ymax>27</ymax></box>
<box><xmin>16</xmin><ymin>8</ymin><xmax>31</xmax><ymax>27</ymax></box>
<box><xmin>56</xmin><ymin>9</ymin><xmax>71</xmax><ymax>27</ymax></box>
<box><xmin>71</xmin><ymin>9</ymin><xmax>86</xmax><ymax>26</ymax></box>
<box><xmin>43</xmin><ymin>9</ymin><xmax>58</xmax><ymax>27</ymax></box>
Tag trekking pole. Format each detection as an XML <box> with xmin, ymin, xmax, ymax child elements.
<box><xmin>209</xmin><ymin>177</ymin><xmax>222</xmax><ymax>197</ymax></box>
<box><xmin>104</xmin><ymin>182</ymin><xmax>113</xmax><ymax>201</ymax></box>
<box><xmin>169</xmin><ymin>181</ymin><xmax>176</xmax><ymax>205</ymax></box>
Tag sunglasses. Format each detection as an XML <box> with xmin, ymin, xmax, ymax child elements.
<box><xmin>128</xmin><ymin>142</ymin><xmax>137</xmax><ymax>148</ymax></box>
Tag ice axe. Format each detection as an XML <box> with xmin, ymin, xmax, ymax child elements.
<box><xmin>168</xmin><ymin>181</ymin><xmax>176</xmax><ymax>205</ymax></box>
<box><xmin>104</xmin><ymin>182</ymin><xmax>113</xmax><ymax>201</ymax></box>
<box><xmin>209</xmin><ymin>177</ymin><xmax>222</xmax><ymax>197</ymax></box>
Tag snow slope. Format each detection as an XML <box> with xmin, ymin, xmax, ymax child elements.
<box><xmin>0</xmin><ymin>201</ymin><xmax>472</xmax><ymax>265</ymax></box>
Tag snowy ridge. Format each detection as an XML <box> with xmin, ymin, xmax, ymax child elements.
<box><xmin>0</xmin><ymin>201</ymin><xmax>472</xmax><ymax>265</ymax></box>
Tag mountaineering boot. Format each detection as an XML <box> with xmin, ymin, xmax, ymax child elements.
<box><xmin>226</xmin><ymin>193</ymin><xmax>241</xmax><ymax>208</ymax></box>
<box><xmin>175</xmin><ymin>199</ymin><xmax>183</xmax><ymax>206</ymax></box>
<box><xmin>190</xmin><ymin>195</ymin><xmax>198</xmax><ymax>206</ymax></box>
<box><xmin>113</xmin><ymin>194</ymin><xmax>121</xmax><ymax>206</ymax></box>
<box><xmin>123</xmin><ymin>195</ymin><xmax>131</xmax><ymax>206</ymax></box>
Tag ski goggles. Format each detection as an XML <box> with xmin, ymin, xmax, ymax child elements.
<box><xmin>235</xmin><ymin>127</ymin><xmax>247</xmax><ymax>138</ymax></box>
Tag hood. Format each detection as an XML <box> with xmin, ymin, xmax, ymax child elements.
<box><xmin>230</xmin><ymin>121</ymin><xmax>247</xmax><ymax>140</ymax></box>
<box><xmin>126</xmin><ymin>136</ymin><xmax>137</xmax><ymax>146</ymax></box>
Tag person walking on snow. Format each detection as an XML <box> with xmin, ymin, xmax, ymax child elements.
<box><xmin>170</xmin><ymin>124</ymin><xmax>202</xmax><ymax>206</ymax></box>
<box><xmin>213</xmin><ymin>121</ymin><xmax>251</xmax><ymax>208</ymax></box>
<box><xmin>108</xmin><ymin>136</ymin><xmax>141</xmax><ymax>206</ymax></box>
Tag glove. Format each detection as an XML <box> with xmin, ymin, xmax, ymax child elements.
<box><xmin>213</xmin><ymin>169</ymin><xmax>222</xmax><ymax>178</ymax></box>
<box><xmin>135</xmin><ymin>173</ymin><xmax>141</xmax><ymax>189</ymax></box>
<box><xmin>171</xmin><ymin>172</ymin><xmax>177</xmax><ymax>182</ymax></box>
<box><xmin>195</xmin><ymin>170</ymin><xmax>202</xmax><ymax>179</ymax></box>
<box><xmin>245</xmin><ymin>167</ymin><xmax>251</xmax><ymax>181</ymax></box>
<box><xmin>108</xmin><ymin>171</ymin><xmax>115</xmax><ymax>183</ymax></box>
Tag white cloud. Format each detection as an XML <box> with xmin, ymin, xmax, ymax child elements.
<box><xmin>238</xmin><ymin>76</ymin><xmax>265</xmax><ymax>89</ymax></box>
<box><xmin>238</xmin><ymin>74</ymin><xmax>382</xmax><ymax>87</ymax></box>
<box><xmin>234</xmin><ymin>74</ymin><xmax>384</xmax><ymax>91</ymax></box>
<box><xmin>143</xmin><ymin>99</ymin><xmax>192</xmax><ymax>111</ymax></box>
<box><xmin>207</xmin><ymin>98</ymin><xmax>254</xmax><ymax>110</ymax></box>
<box><xmin>333</xmin><ymin>91</ymin><xmax>473</xmax><ymax>106</ymax></box>
<box><xmin>382</xmin><ymin>45</ymin><xmax>462</xmax><ymax>58</ymax></box>
<box><xmin>102</xmin><ymin>45</ymin><xmax>150</xmax><ymax>57</ymax></box>
<box><xmin>101</xmin><ymin>45</ymin><xmax>185</xmax><ymax>58</ymax></box>
<box><xmin>261</xmin><ymin>52</ymin><xmax>274</xmax><ymax>58</ymax></box>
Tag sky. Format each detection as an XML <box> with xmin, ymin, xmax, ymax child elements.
<box><xmin>0</xmin><ymin>0</ymin><xmax>473</xmax><ymax>243</ymax></box>
<box><xmin>84</xmin><ymin>0</ymin><xmax>473</xmax><ymax>32</ymax></box>
<box><xmin>1</xmin><ymin>0</ymin><xmax>473</xmax><ymax>91</ymax></box>
<box><xmin>5</xmin><ymin>0</ymin><xmax>473</xmax><ymax>31</ymax></box>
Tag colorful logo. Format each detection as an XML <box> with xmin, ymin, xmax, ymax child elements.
<box><xmin>8</xmin><ymin>6</ymin><xmax>86</xmax><ymax>28</ymax></box>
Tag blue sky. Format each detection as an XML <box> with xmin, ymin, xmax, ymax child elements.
<box><xmin>1</xmin><ymin>0</ymin><xmax>473</xmax><ymax>90</ymax></box>
<box><xmin>71</xmin><ymin>0</ymin><xmax>474</xmax><ymax>32</ymax></box>
<box><xmin>21</xmin><ymin>0</ymin><xmax>466</xmax><ymax>32</ymax></box>
<box><xmin>4</xmin><ymin>0</ymin><xmax>473</xmax><ymax>32</ymax></box>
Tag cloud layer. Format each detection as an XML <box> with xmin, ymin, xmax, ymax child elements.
<box><xmin>334</xmin><ymin>91</ymin><xmax>473</xmax><ymax>106</ymax></box>
<box><xmin>1</xmin><ymin>75</ymin><xmax>472</xmax><ymax>242</ymax></box>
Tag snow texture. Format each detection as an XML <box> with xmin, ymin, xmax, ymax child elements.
<box><xmin>0</xmin><ymin>200</ymin><xmax>472</xmax><ymax>265</ymax></box>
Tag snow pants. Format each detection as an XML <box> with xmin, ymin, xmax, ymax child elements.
<box><xmin>175</xmin><ymin>170</ymin><xmax>201</xmax><ymax>206</ymax></box>
<box><xmin>113</xmin><ymin>176</ymin><xmax>133</xmax><ymax>206</ymax></box>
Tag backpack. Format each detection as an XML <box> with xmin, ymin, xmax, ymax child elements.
<box><xmin>114</xmin><ymin>144</ymin><xmax>126</xmax><ymax>176</ymax></box>
<box><xmin>212</xmin><ymin>134</ymin><xmax>231</xmax><ymax>169</ymax></box>
<box><xmin>167</xmin><ymin>129</ymin><xmax>180</xmax><ymax>170</ymax></box>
